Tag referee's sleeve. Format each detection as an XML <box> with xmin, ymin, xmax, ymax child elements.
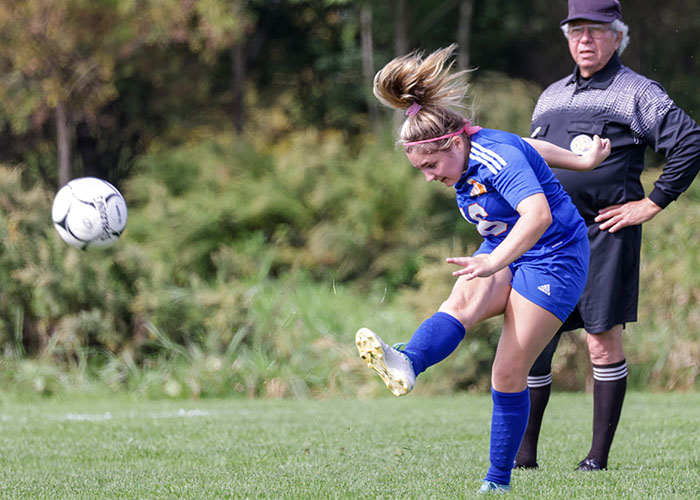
<box><xmin>647</xmin><ymin>107</ymin><xmax>700</xmax><ymax>208</ymax></box>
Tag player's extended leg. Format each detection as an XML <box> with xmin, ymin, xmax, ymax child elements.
<box><xmin>576</xmin><ymin>325</ymin><xmax>626</xmax><ymax>471</ymax></box>
<box><xmin>482</xmin><ymin>289</ymin><xmax>563</xmax><ymax>490</ymax></box>
<box><xmin>514</xmin><ymin>329</ymin><xmax>563</xmax><ymax>469</ymax></box>
<box><xmin>356</xmin><ymin>267</ymin><xmax>512</xmax><ymax>396</ymax></box>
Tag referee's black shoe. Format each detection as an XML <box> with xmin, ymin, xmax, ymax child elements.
<box><xmin>574</xmin><ymin>458</ymin><xmax>606</xmax><ymax>471</ymax></box>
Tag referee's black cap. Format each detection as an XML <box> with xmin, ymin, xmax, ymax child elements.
<box><xmin>561</xmin><ymin>0</ymin><xmax>623</xmax><ymax>25</ymax></box>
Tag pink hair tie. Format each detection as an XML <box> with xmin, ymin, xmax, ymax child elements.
<box><xmin>405</xmin><ymin>103</ymin><xmax>422</xmax><ymax>117</ymax></box>
<box><xmin>403</xmin><ymin>120</ymin><xmax>482</xmax><ymax>147</ymax></box>
<box><xmin>465</xmin><ymin>122</ymin><xmax>482</xmax><ymax>136</ymax></box>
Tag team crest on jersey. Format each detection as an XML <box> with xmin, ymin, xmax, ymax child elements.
<box><xmin>467</xmin><ymin>178</ymin><xmax>487</xmax><ymax>197</ymax></box>
<box><xmin>570</xmin><ymin>134</ymin><xmax>593</xmax><ymax>155</ymax></box>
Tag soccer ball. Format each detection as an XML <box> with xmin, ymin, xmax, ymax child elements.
<box><xmin>51</xmin><ymin>177</ymin><xmax>128</xmax><ymax>249</ymax></box>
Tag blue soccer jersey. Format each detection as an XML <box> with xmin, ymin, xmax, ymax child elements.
<box><xmin>456</xmin><ymin>128</ymin><xmax>587</xmax><ymax>259</ymax></box>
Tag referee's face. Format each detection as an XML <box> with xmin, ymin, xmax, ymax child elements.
<box><xmin>567</xmin><ymin>20</ymin><xmax>622</xmax><ymax>78</ymax></box>
<box><xmin>406</xmin><ymin>138</ymin><xmax>467</xmax><ymax>188</ymax></box>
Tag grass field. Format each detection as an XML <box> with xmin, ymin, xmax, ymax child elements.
<box><xmin>0</xmin><ymin>392</ymin><xmax>698</xmax><ymax>499</ymax></box>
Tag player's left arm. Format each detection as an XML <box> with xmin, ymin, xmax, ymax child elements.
<box><xmin>596</xmin><ymin>104</ymin><xmax>700</xmax><ymax>233</ymax></box>
<box><xmin>448</xmin><ymin>193</ymin><xmax>551</xmax><ymax>279</ymax></box>
<box><xmin>524</xmin><ymin>136</ymin><xmax>610</xmax><ymax>171</ymax></box>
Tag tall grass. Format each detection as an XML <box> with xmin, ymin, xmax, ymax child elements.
<box><xmin>628</xmin><ymin>169</ymin><xmax>700</xmax><ymax>390</ymax></box>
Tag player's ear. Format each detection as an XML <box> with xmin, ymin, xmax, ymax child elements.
<box><xmin>453</xmin><ymin>136</ymin><xmax>466</xmax><ymax>152</ymax></box>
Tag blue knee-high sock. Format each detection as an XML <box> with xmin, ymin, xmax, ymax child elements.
<box><xmin>485</xmin><ymin>388</ymin><xmax>530</xmax><ymax>486</ymax></box>
<box><xmin>401</xmin><ymin>312</ymin><xmax>465</xmax><ymax>376</ymax></box>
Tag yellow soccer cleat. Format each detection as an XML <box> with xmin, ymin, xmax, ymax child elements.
<box><xmin>355</xmin><ymin>328</ymin><xmax>415</xmax><ymax>396</ymax></box>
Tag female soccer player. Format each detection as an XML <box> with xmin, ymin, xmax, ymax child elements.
<box><xmin>356</xmin><ymin>44</ymin><xmax>609</xmax><ymax>493</ymax></box>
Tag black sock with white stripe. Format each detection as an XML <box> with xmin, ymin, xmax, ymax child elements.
<box><xmin>587</xmin><ymin>359</ymin><xmax>627</xmax><ymax>468</ymax></box>
<box><xmin>514</xmin><ymin>373</ymin><xmax>552</xmax><ymax>468</ymax></box>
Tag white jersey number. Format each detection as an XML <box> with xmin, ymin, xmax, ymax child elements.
<box><xmin>467</xmin><ymin>203</ymin><xmax>508</xmax><ymax>237</ymax></box>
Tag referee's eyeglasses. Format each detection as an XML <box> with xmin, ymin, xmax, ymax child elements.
<box><xmin>567</xmin><ymin>24</ymin><xmax>612</xmax><ymax>41</ymax></box>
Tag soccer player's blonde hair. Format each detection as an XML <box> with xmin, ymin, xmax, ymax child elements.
<box><xmin>373</xmin><ymin>44</ymin><xmax>472</xmax><ymax>151</ymax></box>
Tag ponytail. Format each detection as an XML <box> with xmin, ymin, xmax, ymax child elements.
<box><xmin>373</xmin><ymin>44</ymin><xmax>473</xmax><ymax>150</ymax></box>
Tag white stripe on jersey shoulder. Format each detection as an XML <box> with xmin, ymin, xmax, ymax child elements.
<box><xmin>469</xmin><ymin>142</ymin><xmax>508</xmax><ymax>175</ymax></box>
<box><xmin>471</xmin><ymin>142</ymin><xmax>507</xmax><ymax>167</ymax></box>
<box><xmin>469</xmin><ymin>149</ymin><xmax>502</xmax><ymax>175</ymax></box>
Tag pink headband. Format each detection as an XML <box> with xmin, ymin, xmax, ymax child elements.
<box><xmin>403</xmin><ymin>121</ymin><xmax>482</xmax><ymax>148</ymax></box>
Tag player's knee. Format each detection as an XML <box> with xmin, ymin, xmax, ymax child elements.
<box><xmin>492</xmin><ymin>358</ymin><xmax>528</xmax><ymax>391</ymax></box>
<box><xmin>440</xmin><ymin>275</ymin><xmax>509</xmax><ymax>327</ymax></box>
<box><xmin>439</xmin><ymin>293</ymin><xmax>464</xmax><ymax>316</ymax></box>
<box><xmin>439</xmin><ymin>294</ymin><xmax>477</xmax><ymax>329</ymax></box>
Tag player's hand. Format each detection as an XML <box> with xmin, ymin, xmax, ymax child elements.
<box><xmin>595</xmin><ymin>197</ymin><xmax>662</xmax><ymax>233</ymax></box>
<box><xmin>446</xmin><ymin>254</ymin><xmax>498</xmax><ymax>279</ymax></box>
<box><xmin>580</xmin><ymin>135</ymin><xmax>611</xmax><ymax>170</ymax></box>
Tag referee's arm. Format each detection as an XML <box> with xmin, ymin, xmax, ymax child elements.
<box><xmin>596</xmin><ymin>107</ymin><xmax>700</xmax><ymax>233</ymax></box>
<box><xmin>648</xmin><ymin>107</ymin><xmax>700</xmax><ymax>209</ymax></box>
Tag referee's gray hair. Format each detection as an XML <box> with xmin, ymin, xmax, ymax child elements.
<box><xmin>561</xmin><ymin>20</ymin><xmax>630</xmax><ymax>55</ymax></box>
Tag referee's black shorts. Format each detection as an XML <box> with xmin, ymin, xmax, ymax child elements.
<box><xmin>562</xmin><ymin>223</ymin><xmax>641</xmax><ymax>334</ymax></box>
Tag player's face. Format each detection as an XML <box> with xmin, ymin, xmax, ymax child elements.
<box><xmin>567</xmin><ymin>20</ymin><xmax>622</xmax><ymax>78</ymax></box>
<box><xmin>406</xmin><ymin>139</ymin><xmax>467</xmax><ymax>188</ymax></box>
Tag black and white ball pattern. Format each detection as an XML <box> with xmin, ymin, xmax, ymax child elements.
<box><xmin>51</xmin><ymin>177</ymin><xmax>127</xmax><ymax>249</ymax></box>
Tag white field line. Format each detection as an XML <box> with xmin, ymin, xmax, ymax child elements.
<box><xmin>63</xmin><ymin>408</ymin><xmax>220</xmax><ymax>421</ymax></box>
<box><xmin>1</xmin><ymin>408</ymin><xmax>231</xmax><ymax>422</ymax></box>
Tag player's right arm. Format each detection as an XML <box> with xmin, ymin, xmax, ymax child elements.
<box><xmin>524</xmin><ymin>135</ymin><xmax>610</xmax><ymax>171</ymax></box>
<box><xmin>447</xmin><ymin>193</ymin><xmax>552</xmax><ymax>279</ymax></box>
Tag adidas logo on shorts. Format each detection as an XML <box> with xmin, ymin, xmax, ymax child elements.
<box><xmin>537</xmin><ymin>284</ymin><xmax>551</xmax><ymax>296</ymax></box>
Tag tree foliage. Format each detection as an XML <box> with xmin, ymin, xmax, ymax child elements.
<box><xmin>0</xmin><ymin>0</ymin><xmax>250</xmax><ymax>185</ymax></box>
<box><xmin>1</xmin><ymin>0</ymin><xmax>697</xmax><ymax>186</ymax></box>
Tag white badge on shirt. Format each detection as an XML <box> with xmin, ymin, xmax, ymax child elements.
<box><xmin>570</xmin><ymin>134</ymin><xmax>593</xmax><ymax>156</ymax></box>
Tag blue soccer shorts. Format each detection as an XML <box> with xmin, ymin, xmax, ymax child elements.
<box><xmin>507</xmin><ymin>237</ymin><xmax>590</xmax><ymax>322</ymax></box>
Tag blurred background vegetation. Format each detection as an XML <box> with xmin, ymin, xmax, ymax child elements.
<box><xmin>0</xmin><ymin>0</ymin><xmax>698</xmax><ymax>398</ymax></box>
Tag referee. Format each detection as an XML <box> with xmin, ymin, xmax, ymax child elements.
<box><xmin>515</xmin><ymin>0</ymin><xmax>700</xmax><ymax>471</ymax></box>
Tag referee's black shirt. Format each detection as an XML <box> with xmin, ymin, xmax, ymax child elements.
<box><xmin>530</xmin><ymin>53</ymin><xmax>700</xmax><ymax>223</ymax></box>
